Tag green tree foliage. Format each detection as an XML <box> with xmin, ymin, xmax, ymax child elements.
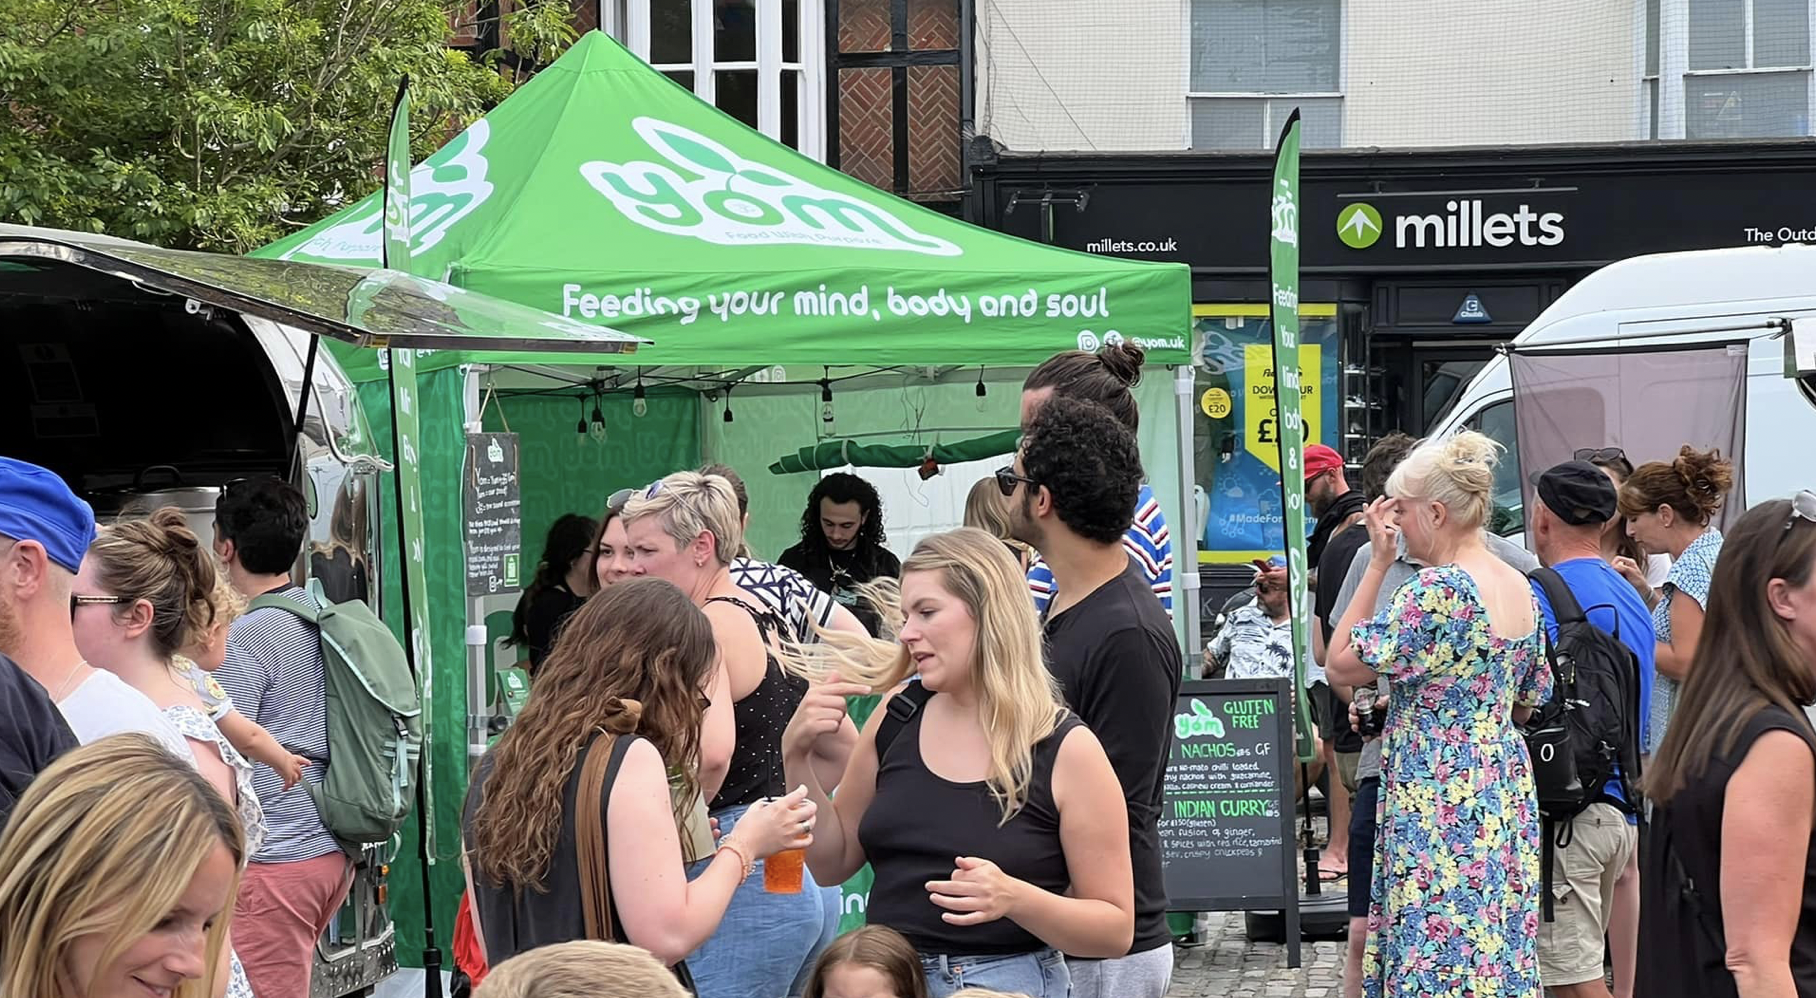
<box><xmin>0</xmin><ymin>0</ymin><xmax>577</xmax><ymax>252</ymax></box>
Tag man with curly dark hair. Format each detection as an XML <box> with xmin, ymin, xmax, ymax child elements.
<box><xmin>777</xmin><ymin>472</ymin><xmax>900</xmax><ymax>636</ymax></box>
<box><xmin>1004</xmin><ymin>396</ymin><xmax>1179</xmax><ymax>998</ymax></box>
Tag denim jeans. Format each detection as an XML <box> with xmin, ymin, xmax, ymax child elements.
<box><xmin>684</xmin><ymin>803</ymin><xmax>835</xmax><ymax>998</ymax></box>
<box><xmin>919</xmin><ymin>948</ymin><xmax>1071</xmax><ymax>998</ymax></box>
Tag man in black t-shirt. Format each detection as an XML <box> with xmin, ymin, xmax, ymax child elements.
<box><xmin>777</xmin><ymin>472</ymin><xmax>901</xmax><ymax>636</ymax></box>
<box><xmin>0</xmin><ymin>651</ymin><xmax>77</xmax><ymax>828</ymax></box>
<box><xmin>1007</xmin><ymin>397</ymin><xmax>1180</xmax><ymax>998</ymax></box>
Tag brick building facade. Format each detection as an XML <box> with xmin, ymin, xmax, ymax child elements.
<box><xmin>456</xmin><ymin>0</ymin><xmax>964</xmax><ymax>208</ymax></box>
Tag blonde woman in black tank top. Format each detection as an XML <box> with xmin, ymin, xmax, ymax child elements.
<box><xmin>779</xmin><ymin>528</ymin><xmax>1134</xmax><ymax>998</ymax></box>
<box><xmin>622</xmin><ymin>471</ymin><xmax>860</xmax><ymax>998</ymax></box>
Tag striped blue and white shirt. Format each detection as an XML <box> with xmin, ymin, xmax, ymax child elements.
<box><xmin>216</xmin><ymin>586</ymin><xmax>340</xmax><ymax>864</ymax></box>
<box><xmin>1028</xmin><ymin>481</ymin><xmax>1174</xmax><ymax>618</ymax></box>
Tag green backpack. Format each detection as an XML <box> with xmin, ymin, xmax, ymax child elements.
<box><xmin>250</xmin><ymin>581</ymin><xmax>422</xmax><ymax>853</ymax></box>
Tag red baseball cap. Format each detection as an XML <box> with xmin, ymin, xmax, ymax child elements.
<box><xmin>1303</xmin><ymin>444</ymin><xmax>1344</xmax><ymax>482</ymax></box>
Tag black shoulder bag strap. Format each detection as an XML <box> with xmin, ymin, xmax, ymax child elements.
<box><xmin>873</xmin><ymin>681</ymin><xmax>935</xmax><ymax>762</ymax></box>
<box><xmin>1527</xmin><ymin>566</ymin><xmax>1583</xmax><ymax>923</ymax></box>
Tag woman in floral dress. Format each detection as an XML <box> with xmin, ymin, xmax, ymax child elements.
<box><xmin>1327</xmin><ymin>432</ymin><xmax>1551</xmax><ymax>998</ymax></box>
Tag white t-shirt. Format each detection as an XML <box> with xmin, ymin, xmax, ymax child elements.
<box><xmin>58</xmin><ymin>669</ymin><xmax>191</xmax><ymax>759</ymax></box>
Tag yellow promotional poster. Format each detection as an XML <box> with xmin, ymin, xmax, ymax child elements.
<box><xmin>1242</xmin><ymin>343</ymin><xmax>1322</xmax><ymax>471</ymax></box>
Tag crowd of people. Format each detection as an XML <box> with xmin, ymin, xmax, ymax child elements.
<box><xmin>1232</xmin><ymin>431</ymin><xmax>1816</xmax><ymax>998</ymax></box>
<box><xmin>1</xmin><ymin>333</ymin><xmax>1814</xmax><ymax>998</ymax></box>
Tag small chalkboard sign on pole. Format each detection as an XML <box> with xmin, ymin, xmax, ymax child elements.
<box><xmin>463</xmin><ymin>432</ymin><xmax>522</xmax><ymax>598</ymax></box>
<box><xmin>1160</xmin><ymin>677</ymin><xmax>1302</xmax><ymax>968</ymax></box>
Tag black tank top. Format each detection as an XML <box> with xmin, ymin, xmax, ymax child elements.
<box><xmin>858</xmin><ymin>681</ymin><xmax>1082</xmax><ymax>955</ymax></box>
<box><xmin>1639</xmin><ymin>704</ymin><xmax>1816</xmax><ymax>998</ymax></box>
<box><xmin>704</xmin><ymin>595</ymin><xmax>809</xmax><ymax>811</ymax></box>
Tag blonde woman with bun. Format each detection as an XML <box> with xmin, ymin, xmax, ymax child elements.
<box><xmin>780</xmin><ymin>528</ymin><xmax>1133</xmax><ymax>998</ymax></box>
<box><xmin>1617</xmin><ymin>446</ymin><xmax>1733</xmax><ymax>753</ymax></box>
<box><xmin>72</xmin><ymin>508</ymin><xmax>266</xmax><ymax>998</ymax></box>
<box><xmin>1326</xmin><ymin>432</ymin><xmax>1551</xmax><ymax>998</ymax></box>
<box><xmin>0</xmin><ymin>733</ymin><xmax>245</xmax><ymax>998</ymax></box>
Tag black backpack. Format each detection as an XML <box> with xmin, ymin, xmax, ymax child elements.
<box><xmin>1524</xmin><ymin>567</ymin><xmax>1644</xmax><ymax>918</ymax></box>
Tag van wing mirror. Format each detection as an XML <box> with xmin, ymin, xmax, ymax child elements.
<box><xmin>1786</xmin><ymin>317</ymin><xmax>1815</xmax><ymax>378</ymax></box>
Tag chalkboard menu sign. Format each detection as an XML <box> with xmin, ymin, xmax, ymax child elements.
<box><xmin>463</xmin><ymin>432</ymin><xmax>522</xmax><ymax>598</ymax></box>
<box><xmin>1161</xmin><ymin>678</ymin><xmax>1299</xmax><ymax>917</ymax></box>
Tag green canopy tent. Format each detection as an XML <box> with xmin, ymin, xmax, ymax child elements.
<box><xmin>252</xmin><ymin>30</ymin><xmax>1195</xmax><ymax>962</ymax></box>
<box><xmin>253</xmin><ymin>31</ymin><xmax>1188</xmax><ymax>374</ymax></box>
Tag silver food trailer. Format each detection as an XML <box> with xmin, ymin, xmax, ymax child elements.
<box><xmin>0</xmin><ymin>224</ymin><xmax>642</xmax><ymax>997</ymax></box>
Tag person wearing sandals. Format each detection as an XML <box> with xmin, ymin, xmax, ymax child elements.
<box><xmin>623</xmin><ymin>472</ymin><xmax>860</xmax><ymax>998</ymax></box>
<box><xmin>462</xmin><ymin>578</ymin><xmax>815</xmax><ymax>978</ymax></box>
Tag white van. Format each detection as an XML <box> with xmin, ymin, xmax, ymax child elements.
<box><xmin>1428</xmin><ymin>243</ymin><xmax>1816</xmax><ymax>532</ymax></box>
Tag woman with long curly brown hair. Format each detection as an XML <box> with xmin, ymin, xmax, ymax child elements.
<box><xmin>461</xmin><ymin>577</ymin><xmax>815</xmax><ymax>970</ymax></box>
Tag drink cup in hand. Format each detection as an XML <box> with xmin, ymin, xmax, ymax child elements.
<box><xmin>1351</xmin><ymin>687</ymin><xmax>1383</xmax><ymax>739</ymax></box>
<box><xmin>743</xmin><ymin>785</ymin><xmax>816</xmax><ymax>894</ymax></box>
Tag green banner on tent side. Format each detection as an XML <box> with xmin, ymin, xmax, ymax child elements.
<box><xmin>252</xmin><ymin>32</ymin><xmax>1189</xmax><ymax>378</ymax></box>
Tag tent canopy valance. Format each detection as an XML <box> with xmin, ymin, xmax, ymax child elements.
<box><xmin>252</xmin><ymin>31</ymin><xmax>1190</xmax><ymax>381</ymax></box>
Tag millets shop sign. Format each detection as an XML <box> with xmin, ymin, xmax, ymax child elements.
<box><xmin>995</xmin><ymin>158</ymin><xmax>1816</xmax><ymax>270</ymax></box>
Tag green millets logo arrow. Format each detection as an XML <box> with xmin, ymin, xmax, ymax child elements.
<box><xmin>1337</xmin><ymin>203</ymin><xmax>1383</xmax><ymax>249</ymax></box>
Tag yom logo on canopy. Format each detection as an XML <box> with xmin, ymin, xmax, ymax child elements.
<box><xmin>282</xmin><ymin>121</ymin><xmax>497</xmax><ymax>262</ymax></box>
<box><xmin>580</xmin><ymin>117</ymin><xmax>961</xmax><ymax>257</ymax></box>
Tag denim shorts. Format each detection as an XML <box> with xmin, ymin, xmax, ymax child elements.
<box><xmin>919</xmin><ymin>948</ymin><xmax>1070</xmax><ymax>998</ymax></box>
<box><xmin>684</xmin><ymin>802</ymin><xmax>837</xmax><ymax>998</ymax></box>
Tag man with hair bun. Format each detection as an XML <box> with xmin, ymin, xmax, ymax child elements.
<box><xmin>1020</xmin><ymin>345</ymin><xmax>1173</xmax><ymax>618</ymax></box>
<box><xmin>1008</xmin><ymin>395</ymin><xmax>1179</xmax><ymax>998</ymax></box>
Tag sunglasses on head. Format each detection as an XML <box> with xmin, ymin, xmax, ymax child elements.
<box><xmin>1786</xmin><ymin>490</ymin><xmax>1816</xmax><ymax>533</ymax></box>
<box><xmin>1574</xmin><ymin>447</ymin><xmax>1628</xmax><ymax>465</ymax></box>
<box><xmin>993</xmin><ymin>466</ymin><xmax>1036</xmax><ymax>498</ymax></box>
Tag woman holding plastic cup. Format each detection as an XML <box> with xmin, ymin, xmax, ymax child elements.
<box><xmin>622</xmin><ymin>471</ymin><xmax>860</xmax><ymax>998</ymax></box>
<box><xmin>781</xmin><ymin>528</ymin><xmax>1134</xmax><ymax>998</ymax></box>
<box><xmin>462</xmin><ymin>578</ymin><xmax>816</xmax><ymax>974</ymax></box>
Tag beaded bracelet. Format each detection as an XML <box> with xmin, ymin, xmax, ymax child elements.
<box><xmin>716</xmin><ymin>840</ymin><xmax>754</xmax><ymax>881</ymax></box>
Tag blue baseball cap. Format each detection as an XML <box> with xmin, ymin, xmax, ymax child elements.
<box><xmin>0</xmin><ymin>458</ymin><xmax>96</xmax><ymax>573</ymax></box>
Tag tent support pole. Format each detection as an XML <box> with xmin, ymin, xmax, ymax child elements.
<box><xmin>1174</xmin><ymin>363</ymin><xmax>1202</xmax><ymax>666</ymax></box>
<box><xmin>463</xmin><ymin>368</ymin><xmax>490</xmax><ymax>773</ymax></box>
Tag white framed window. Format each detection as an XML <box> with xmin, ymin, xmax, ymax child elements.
<box><xmin>602</xmin><ymin>0</ymin><xmax>829</xmax><ymax>160</ymax></box>
<box><xmin>1648</xmin><ymin>0</ymin><xmax>1813</xmax><ymax>138</ymax></box>
<box><xmin>1186</xmin><ymin>0</ymin><xmax>1344</xmax><ymax>149</ymax></box>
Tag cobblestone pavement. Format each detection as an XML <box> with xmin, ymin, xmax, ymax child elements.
<box><xmin>1166</xmin><ymin>912</ymin><xmax>1349</xmax><ymax>997</ymax></box>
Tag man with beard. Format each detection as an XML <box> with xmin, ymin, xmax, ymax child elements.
<box><xmin>1004</xmin><ymin>396</ymin><xmax>1179</xmax><ymax>998</ymax></box>
<box><xmin>0</xmin><ymin>457</ymin><xmax>170</xmax><ymax>807</ymax></box>
<box><xmin>777</xmin><ymin>472</ymin><xmax>900</xmax><ymax>636</ymax></box>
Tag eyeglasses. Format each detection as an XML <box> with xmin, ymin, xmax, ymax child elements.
<box><xmin>993</xmin><ymin>466</ymin><xmax>1037</xmax><ymax>498</ymax></box>
<box><xmin>70</xmin><ymin>594</ymin><xmax>134</xmax><ymax>617</ymax></box>
<box><xmin>1787</xmin><ymin>490</ymin><xmax>1816</xmax><ymax>533</ymax></box>
<box><xmin>607</xmin><ymin>487</ymin><xmax>635</xmax><ymax>510</ymax></box>
<box><xmin>1574</xmin><ymin>447</ymin><xmax>1628</xmax><ymax>465</ymax></box>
